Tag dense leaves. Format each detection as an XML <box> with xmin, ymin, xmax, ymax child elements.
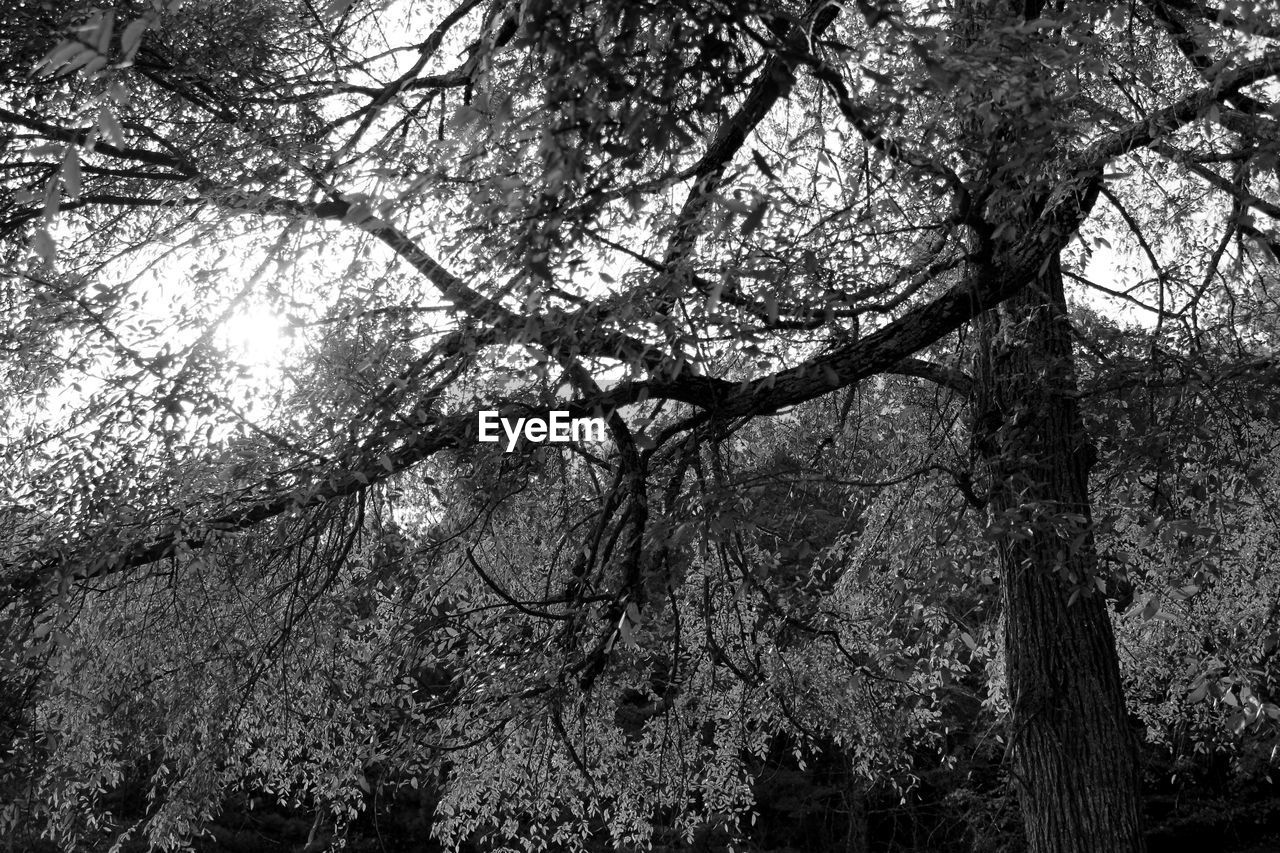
<box><xmin>2</xmin><ymin>0</ymin><xmax>1280</xmax><ymax>850</ymax></box>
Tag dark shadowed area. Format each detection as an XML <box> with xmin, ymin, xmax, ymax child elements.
<box><xmin>2</xmin><ymin>1</ymin><xmax>1280</xmax><ymax>851</ymax></box>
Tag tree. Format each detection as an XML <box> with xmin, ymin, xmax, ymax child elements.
<box><xmin>2</xmin><ymin>0</ymin><xmax>1280</xmax><ymax>851</ymax></box>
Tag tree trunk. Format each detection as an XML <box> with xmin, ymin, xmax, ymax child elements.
<box><xmin>972</xmin><ymin>256</ymin><xmax>1146</xmax><ymax>853</ymax></box>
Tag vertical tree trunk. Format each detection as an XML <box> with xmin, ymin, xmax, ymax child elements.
<box><xmin>972</xmin><ymin>256</ymin><xmax>1146</xmax><ymax>853</ymax></box>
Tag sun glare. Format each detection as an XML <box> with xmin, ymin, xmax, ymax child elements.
<box><xmin>218</xmin><ymin>308</ymin><xmax>292</xmax><ymax>369</ymax></box>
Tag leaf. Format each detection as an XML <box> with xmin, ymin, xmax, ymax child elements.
<box><xmin>61</xmin><ymin>45</ymin><xmax>101</xmax><ymax>77</ymax></box>
<box><xmin>325</xmin><ymin>0</ymin><xmax>357</xmax><ymax>20</ymax></box>
<box><xmin>30</xmin><ymin>228</ymin><xmax>55</xmax><ymax>265</ymax></box>
<box><xmin>713</xmin><ymin>193</ymin><xmax>753</xmax><ymax>215</ymax></box>
<box><xmin>860</xmin><ymin>64</ymin><xmax>896</xmax><ymax>87</ymax></box>
<box><xmin>82</xmin><ymin>55</ymin><xmax>109</xmax><ymax>77</ymax></box>
<box><xmin>61</xmin><ymin>147</ymin><xmax>81</xmax><ymax>199</ymax></box>
<box><xmin>36</xmin><ymin>41</ymin><xmax>83</xmax><ymax>77</ymax></box>
<box><xmin>1140</xmin><ymin>595</ymin><xmax>1160</xmax><ymax>620</ymax></box>
<box><xmin>739</xmin><ymin>199</ymin><xmax>768</xmax><ymax>236</ymax></box>
<box><xmin>705</xmin><ymin>280</ymin><xmax>723</xmax><ymax>312</ymax></box>
<box><xmin>97</xmin><ymin>102</ymin><xmax>122</xmax><ymax>145</ymax></box>
<box><xmin>121</xmin><ymin>18</ymin><xmax>149</xmax><ymax>57</ymax></box>
<box><xmin>94</xmin><ymin>11</ymin><xmax>115</xmax><ymax>54</ymax></box>
<box><xmin>751</xmin><ymin>149</ymin><xmax>777</xmax><ymax>180</ymax></box>
<box><xmin>618</xmin><ymin>615</ymin><xmax>635</xmax><ymax>650</ymax></box>
<box><xmin>764</xmin><ymin>292</ymin><xmax>779</xmax><ymax>324</ymax></box>
<box><xmin>106</xmin><ymin>81</ymin><xmax>130</xmax><ymax>108</ymax></box>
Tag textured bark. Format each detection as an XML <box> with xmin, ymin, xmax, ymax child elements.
<box><xmin>973</xmin><ymin>256</ymin><xmax>1146</xmax><ymax>853</ymax></box>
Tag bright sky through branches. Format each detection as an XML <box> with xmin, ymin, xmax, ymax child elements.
<box><xmin>216</xmin><ymin>306</ymin><xmax>293</xmax><ymax>371</ymax></box>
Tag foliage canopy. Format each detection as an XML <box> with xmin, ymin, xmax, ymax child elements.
<box><xmin>2</xmin><ymin>0</ymin><xmax>1280</xmax><ymax>850</ymax></box>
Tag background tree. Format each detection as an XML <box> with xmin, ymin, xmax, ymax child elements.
<box><xmin>2</xmin><ymin>0</ymin><xmax>1280</xmax><ymax>851</ymax></box>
